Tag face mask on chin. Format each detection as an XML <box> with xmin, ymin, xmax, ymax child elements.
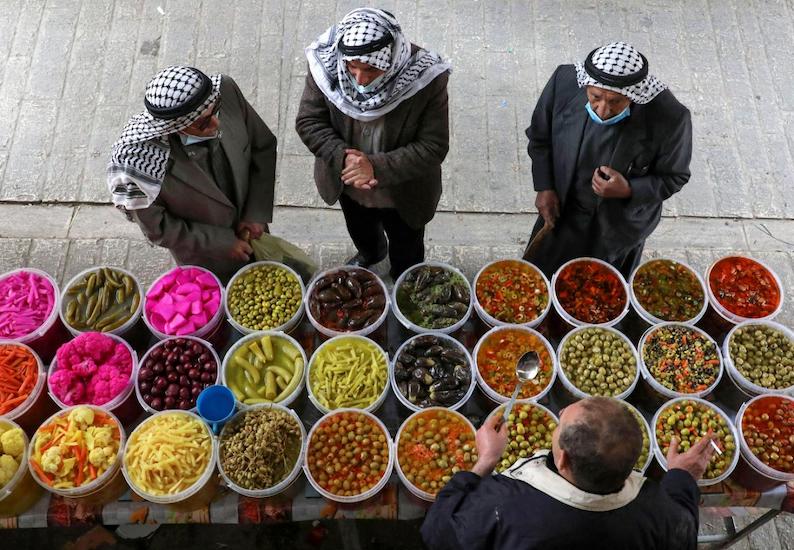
<box><xmin>348</xmin><ymin>71</ymin><xmax>385</xmax><ymax>95</ymax></box>
<box><xmin>179</xmin><ymin>128</ymin><xmax>220</xmax><ymax>146</ymax></box>
<box><xmin>585</xmin><ymin>102</ymin><xmax>631</xmax><ymax>125</ymax></box>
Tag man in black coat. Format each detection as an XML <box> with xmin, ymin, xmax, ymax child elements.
<box><xmin>523</xmin><ymin>42</ymin><xmax>692</xmax><ymax>278</ymax></box>
<box><xmin>422</xmin><ymin>397</ymin><xmax>716</xmax><ymax>550</ymax></box>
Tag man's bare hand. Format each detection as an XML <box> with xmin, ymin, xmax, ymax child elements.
<box><xmin>472</xmin><ymin>414</ymin><xmax>509</xmax><ymax>477</ymax></box>
<box><xmin>535</xmin><ymin>190</ymin><xmax>560</xmax><ymax>228</ymax></box>
<box><xmin>236</xmin><ymin>221</ymin><xmax>267</xmax><ymax>240</ymax></box>
<box><xmin>592</xmin><ymin>165</ymin><xmax>632</xmax><ymax>198</ymax></box>
<box><xmin>229</xmin><ymin>239</ymin><xmax>253</xmax><ymax>262</ymax></box>
<box><xmin>666</xmin><ymin>431</ymin><xmax>717</xmax><ymax>481</ymax></box>
<box><xmin>343</xmin><ymin>149</ymin><xmax>378</xmax><ymax>190</ymax></box>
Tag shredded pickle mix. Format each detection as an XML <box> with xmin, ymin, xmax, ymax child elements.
<box><xmin>709</xmin><ymin>256</ymin><xmax>781</xmax><ymax>318</ymax></box>
<box><xmin>741</xmin><ymin>396</ymin><xmax>794</xmax><ymax>474</ymax></box>
<box><xmin>475</xmin><ymin>260</ymin><xmax>548</xmax><ymax>324</ymax></box>
<box><xmin>477</xmin><ymin>329</ymin><xmax>553</xmax><ymax>399</ymax></box>
<box><xmin>633</xmin><ymin>259</ymin><xmax>704</xmax><ymax>321</ymax></box>
<box><xmin>555</xmin><ymin>260</ymin><xmax>626</xmax><ymax>324</ymax></box>
<box><xmin>643</xmin><ymin>325</ymin><xmax>720</xmax><ymax>393</ymax></box>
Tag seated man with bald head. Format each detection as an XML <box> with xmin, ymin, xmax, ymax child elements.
<box><xmin>422</xmin><ymin>397</ymin><xmax>715</xmax><ymax>550</ymax></box>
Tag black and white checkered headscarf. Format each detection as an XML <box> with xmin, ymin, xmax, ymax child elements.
<box><xmin>306</xmin><ymin>8</ymin><xmax>451</xmax><ymax>121</ymax></box>
<box><xmin>575</xmin><ymin>42</ymin><xmax>666</xmax><ymax>104</ymax></box>
<box><xmin>107</xmin><ymin>66</ymin><xmax>221</xmax><ymax>210</ymax></box>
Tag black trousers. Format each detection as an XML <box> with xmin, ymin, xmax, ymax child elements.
<box><xmin>339</xmin><ymin>193</ymin><xmax>425</xmax><ymax>278</ymax></box>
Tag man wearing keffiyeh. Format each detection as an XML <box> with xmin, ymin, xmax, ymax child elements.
<box><xmin>107</xmin><ymin>66</ymin><xmax>277</xmax><ymax>282</ymax></box>
<box><xmin>523</xmin><ymin>42</ymin><xmax>693</xmax><ymax>279</ymax></box>
<box><xmin>296</xmin><ymin>8</ymin><xmax>451</xmax><ymax>280</ymax></box>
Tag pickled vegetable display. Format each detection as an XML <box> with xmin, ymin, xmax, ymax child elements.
<box><xmin>0</xmin><ymin>270</ymin><xmax>55</xmax><ymax>340</ymax></box>
<box><xmin>29</xmin><ymin>406</ymin><xmax>122</xmax><ymax>489</ymax></box>
<box><xmin>393</xmin><ymin>334</ymin><xmax>471</xmax><ymax>408</ymax></box>
<box><xmin>220</xmin><ymin>407</ymin><xmax>303</xmax><ymax>491</ymax></box>
<box><xmin>476</xmin><ymin>328</ymin><xmax>554</xmax><ymax>399</ymax></box>
<box><xmin>395</xmin><ymin>264</ymin><xmax>470</xmax><ymax>329</ymax></box>
<box><xmin>145</xmin><ymin>267</ymin><xmax>221</xmax><ymax>336</ymax></box>
<box><xmin>124</xmin><ymin>411</ymin><xmax>213</xmax><ymax>496</ymax></box>
<box><xmin>0</xmin><ymin>422</ymin><xmax>26</xmax><ymax>489</ymax></box>
<box><xmin>475</xmin><ymin>260</ymin><xmax>548</xmax><ymax>324</ymax></box>
<box><xmin>655</xmin><ymin>400</ymin><xmax>736</xmax><ymax>480</ymax></box>
<box><xmin>307</xmin><ymin>268</ymin><xmax>386</xmax><ymax>332</ymax></box>
<box><xmin>306</xmin><ymin>410</ymin><xmax>390</xmax><ymax>498</ymax></box>
<box><xmin>227</xmin><ymin>264</ymin><xmax>302</xmax><ymax>331</ymax></box>
<box><xmin>225</xmin><ymin>334</ymin><xmax>304</xmax><ymax>405</ymax></box>
<box><xmin>138</xmin><ymin>338</ymin><xmax>217</xmax><ymax>411</ymax></box>
<box><xmin>0</xmin><ymin>343</ymin><xmax>39</xmax><ymax>415</ymax></box>
<box><xmin>555</xmin><ymin>259</ymin><xmax>627</xmax><ymax>324</ymax></box>
<box><xmin>632</xmin><ymin>259</ymin><xmax>704</xmax><ymax>322</ymax></box>
<box><xmin>397</xmin><ymin>409</ymin><xmax>477</xmax><ymax>498</ymax></box>
<box><xmin>709</xmin><ymin>256</ymin><xmax>781</xmax><ymax>319</ymax></box>
<box><xmin>492</xmin><ymin>402</ymin><xmax>557</xmax><ymax>473</ymax></box>
<box><xmin>642</xmin><ymin>325</ymin><xmax>720</xmax><ymax>394</ymax></box>
<box><xmin>728</xmin><ymin>324</ymin><xmax>794</xmax><ymax>390</ymax></box>
<box><xmin>741</xmin><ymin>396</ymin><xmax>794</xmax><ymax>473</ymax></box>
<box><xmin>62</xmin><ymin>268</ymin><xmax>140</xmax><ymax>332</ymax></box>
<box><xmin>559</xmin><ymin>327</ymin><xmax>637</xmax><ymax>397</ymax></box>
<box><xmin>309</xmin><ymin>337</ymin><xmax>387</xmax><ymax>410</ymax></box>
<box><xmin>624</xmin><ymin>404</ymin><xmax>651</xmax><ymax>471</ymax></box>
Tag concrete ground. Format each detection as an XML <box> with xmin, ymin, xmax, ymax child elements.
<box><xmin>0</xmin><ymin>1</ymin><xmax>793</xmax><ymax>546</ymax></box>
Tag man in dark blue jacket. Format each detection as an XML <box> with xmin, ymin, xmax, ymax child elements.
<box><xmin>422</xmin><ymin>397</ymin><xmax>715</xmax><ymax>550</ymax></box>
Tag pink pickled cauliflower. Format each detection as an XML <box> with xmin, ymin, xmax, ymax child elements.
<box><xmin>51</xmin><ymin>333</ymin><xmax>133</xmax><ymax>406</ymax></box>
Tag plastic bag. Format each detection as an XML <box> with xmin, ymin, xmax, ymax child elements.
<box><xmin>248</xmin><ymin>233</ymin><xmax>318</xmax><ymax>284</ymax></box>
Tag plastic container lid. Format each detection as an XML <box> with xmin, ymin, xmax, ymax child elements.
<box><xmin>217</xmin><ymin>402</ymin><xmax>306</xmax><ymax>498</ymax></box>
<box><xmin>47</xmin><ymin>333</ymin><xmax>139</xmax><ymax>413</ymax></box>
<box><xmin>651</xmin><ymin>396</ymin><xmax>740</xmax><ymax>486</ymax></box>
<box><xmin>143</xmin><ymin>265</ymin><xmax>225</xmax><ymax>340</ymax></box>
<box><xmin>59</xmin><ymin>266</ymin><xmax>144</xmax><ymax>337</ymax></box>
<box><xmin>0</xmin><ymin>268</ymin><xmax>61</xmax><ymax>344</ymax></box>
<box><xmin>304</xmin><ymin>266</ymin><xmax>390</xmax><ymax>338</ymax></box>
<box><xmin>307</xmin><ymin>334</ymin><xmax>390</xmax><ymax>414</ymax></box>
<box><xmin>122</xmin><ymin>409</ymin><xmax>217</xmax><ymax>504</ymax></box>
<box><xmin>638</xmin><ymin>322</ymin><xmax>724</xmax><ymax>400</ymax></box>
<box><xmin>391</xmin><ymin>261</ymin><xmax>473</xmax><ymax>335</ymax></box>
<box><xmin>723</xmin><ymin>320</ymin><xmax>794</xmax><ymax>397</ymax></box>
<box><xmin>0</xmin><ymin>341</ymin><xmax>46</xmax><ymax>422</ymax></box>
<box><xmin>472</xmin><ymin>258</ymin><xmax>551</xmax><ymax>329</ymax></box>
<box><xmin>395</xmin><ymin>407</ymin><xmax>476</xmax><ymax>502</ymax></box>
<box><xmin>735</xmin><ymin>393</ymin><xmax>794</xmax><ymax>482</ymax></box>
<box><xmin>221</xmin><ymin>331</ymin><xmax>307</xmax><ymax>409</ymax></box>
<box><xmin>224</xmin><ymin>261</ymin><xmax>306</xmax><ymax>336</ymax></box>
<box><xmin>473</xmin><ymin>325</ymin><xmax>558</xmax><ymax>404</ymax></box>
<box><xmin>303</xmin><ymin>408</ymin><xmax>393</xmax><ymax>503</ymax></box>
<box><xmin>551</xmin><ymin>257</ymin><xmax>630</xmax><ymax>328</ymax></box>
<box><xmin>628</xmin><ymin>258</ymin><xmax>708</xmax><ymax>325</ymax></box>
<box><xmin>556</xmin><ymin>325</ymin><xmax>640</xmax><ymax>401</ymax></box>
<box><xmin>134</xmin><ymin>335</ymin><xmax>221</xmax><ymax>415</ymax></box>
<box><xmin>28</xmin><ymin>405</ymin><xmax>126</xmax><ymax>497</ymax></box>
<box><xmin>620</xmin><ymin>401</ymin><xmax>654</xmax><ymax>474</ymax></box>
<box><xmin>0</xmin><ymin>417</ymin><xmax>31</xmax><ymax>503</ymax></box>
<box><xmin>705</xmin><ymin>256</ymin><xmax>785</xmax><ymax>324</ymax></box>
<box><xmin>389</xmin><ymin>332</ymin><xmax>476</xmax><ymax>412</ymax></box>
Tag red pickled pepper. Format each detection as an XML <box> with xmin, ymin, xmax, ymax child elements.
<box><xmin>0</xmin><ymin>343</ymin><xmax>39</xmax><ymax>414</ymax></box>
<box><xmin>741</xmin><ymin>396</ymin><xmax>794</xmax><ymax>473</ymax></box>
<box><xmin>476</xmin><ymin>261</ymin><xmax>548</xmax><ymax>323</ymax></box>
<box><xmin>709</xmin><ymin>257</ymin><xmax>780</xmax><ymax>318</ymax></box>
<box><xmin>555</xmin><ymin>261</ymin><xmax>626</xmax><ymax>324</ymax></box>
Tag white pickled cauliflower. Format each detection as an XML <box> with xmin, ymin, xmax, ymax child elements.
<box><xmin>88</xmin><ymin>426</ymin><xmax>113</xmax><ymax>449</ymax></box>
<box><xmin>0</xmin><ymin>428</ymin><xmax>25</xmax><ymax>459</ymax></box>
<box><xmin>0</xmin><ymin>454</ymin><xmax>19</xmax><ymax>486</ymax></box>
<box><xmin>41</xmin><ymin>446</ymin><xmax>63</xmax><ymax>474</ymax></box>
<box><xmin>68</xmin><ymin>406</ymin><xmax>95</xmax><ymax>428</ymax></box>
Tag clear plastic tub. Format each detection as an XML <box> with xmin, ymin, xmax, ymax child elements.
<box><xmin>303</xmin><ymin>408</ymin><xmax>393</xmax><ymax>503</ymax></box>
<box><xmin>135</xmin><ymin>335</ymin><xmax>221</xmax><ymax>415</ymax></box>
<box><xmin>28</xmin><ymin>405</ymin><xmax>128</xmax><ymax>505</ymax></box>
<box><xmin>722</xmin><ymin>320</ymin><xmax>794</xmax><ymax>397</ymax></box>
<box><xmin>0</xmin><ymin>341</ymin><xmax>58</xmax><ymax>436</ymax></box>
<box><xmin>628</xmin><ymin>258</ymin><xmax>708</xmax><ymax>325</ymax></box>
<box><xmin>621</xmin><ymin>401</ymin><xmax>654</xmax><ymax>474</ymax></box>
<box><xmin>224</xmin><ymin>261</ymin><xmax>306</xmax><ymax>336</ymax></box>
<box><xmin>122</xmin><ymin>410</ymin><xmax>218</xmax><ymax>510</ymax></box>
<box><xmin>47</xmin><ymin>333</ymin><xmax>141</xmax><ymax>425</ymax></box>
<box><xmin>472</xmin><ymin>258</ymin><xmax>551</xmax><ymax>329</ymax></box>
<box><xmin>395</xmin><ymin>407</ymin><xmax>476</xmax><ymax>501</ymax></box>
<box><xmin>638</xmin><ymin>323</ymin><xmax>724</xmax><ymax>402</ymax></box>
<box><xmin>484</xmin><ymin>400</ymin><xmax>559</xmax><ymax>473</ymax></box>
<box><xmin>0</xmin><ymin>418</ymin><xmax>43</xmax><ymax>517</ymax></box>
<box><xmin>473</xmin><ymin>326</ymin><xmax>558</xmax><ymax>404</ymax></box>
<box><xmin>551</xmin><ymin>257</ymin><xmax>630</xmax><ymax>328</ymax></box>
<box><xmin>705</xmin><ymin>256</ymin><xmax>785</xmax><ymax>324</ymax></box>
<box><xmin>307</xmin><ymin>335</ymin><xmax>389</xmax><ymax>414</ymax></box>
<box><xmin>221</xmin><ymin>331</ymin><xmax>307</xmax><ymax>409</ymax></box>
<box><xmin>390</xmin><ymin>332</ymin><xmax>476</xmax><ymax>412</ymax></box>
<box><xmin>651</xmin><ymin>397</ymin><xmax>740</xmax><ymax>486</ymax></box>
<box><xmin>391</xmin><ymin>261</ymin><xmax>473</xmax><ymax>335</ymax></box>
<box><xmin>304</xmin><ymin>266</ymin><xmax>390</xmax><ymax>339</ymax></box>
<box><xmin>733</xmin><ymin>394</ymin><xmax>794</xmax><ymax>491</ymax></box>
<box><xmin>556</xmin><ymin>325</ymin><xmax>640</xmax><ymax>401</ymax></box>
<box><xmin>59</xmin><ymin>266</ymin><xmax>144</xmax><ymax>338</ymax></box>
<box><xmin>143</xmin><ymin>265</ymin><xmax>226</xmax><ymax>341</ymax></box>
<box><xmin>217</xmin><ymin>403</ymin><xmax>306</xmax><ymax>498</ymax></box>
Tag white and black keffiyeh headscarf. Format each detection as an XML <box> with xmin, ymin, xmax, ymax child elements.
<box><xmin>305</xmin><ymin>7</ymin><xmax>451</xmax><ymax>121</ymax></box>
<box><xmin>107</xmin><ymin>66</ymin><xmax>221</xmax><ymax>210</ymax></box>
<box><xmin>575</xmin><ymin>42</ymin><xmax>666</xmax><ymax>104</ymax></box>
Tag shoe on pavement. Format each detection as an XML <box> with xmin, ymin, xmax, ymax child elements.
<box><xmin>345</xmin><ymin>252</ymin><xmax>386</xmax><ymax>268</ymax></box>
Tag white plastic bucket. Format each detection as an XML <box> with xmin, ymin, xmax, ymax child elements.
<box><xmin>392</xmin><ymin>261</ymin><xmax>473</xmax><ymax>335</ymax></box>
<box><xmin>472</xmin><ymin>258</ymin><xmax>551</xmax><ymax>329</ymax></box>
<box><xmin>628</xmin><ymin>258</ymin><xmax>708</xmax><ymax>325</ymax></box>
<box><xmin>705</xmin><ymin>256</ymin><xmax>785</xmax><ymax>324</ymax></box>
<box><xmin>484</xmin><ymin>400</ymin><xmax>559</xmax><ymax>473</ymax></box>
<box><xmin>621</xmin><ymin>401</ymin><xmax>653</xmax><ymax>474</ymax></box>
<box><xmin>0</xmin><ymin>341</ymin><xmax>49</xmax><ymax>427</ymax></box>
<box><xmin>390</xmin><ymin>332</ymin><xmax>476</xmax><ymax>412</ymax></box>
<box><xmin>551</xmin><ymin>257</ymin><xmax>630</xmax><ymax>327</ymax></box>
<box><xmin>723</xmin><ymin>320</ymin><xmax>794</xmax><ymax>397</ymax></box>
<box><xmin>0</xmin><ymin>417</ymin><xmax>42</xmax><ymax>517</ymax></box>
<box><xmin>733</xmin><ymin>394</ymin><xmax>794</xmax><ymax>489</ymax></box>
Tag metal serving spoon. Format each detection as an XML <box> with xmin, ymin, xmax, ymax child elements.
<box><xmin>495</xmin><ymin>351</ymin><xmax>540</xmax><ymax>431</ymax></box>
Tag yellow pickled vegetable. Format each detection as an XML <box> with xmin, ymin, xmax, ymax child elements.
<box><xmin>225</xmin><ymin>335</ymin><xmax>304</xmax><ymax>405</ymax></box>
<box><xmin>309</xmin><ymin>337</ymin><xmax>387</xmax><ymax>410</ymax></box>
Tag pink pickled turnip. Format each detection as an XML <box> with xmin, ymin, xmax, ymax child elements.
<box><xmin>0</xmin><ymin>270</ymin><xmax>56</xmax><ymax>339</ymax></box>
<box><xmin>144</xmin><ymin>267</ymin><xmax>221</xmax><ymax>336</ymax></box>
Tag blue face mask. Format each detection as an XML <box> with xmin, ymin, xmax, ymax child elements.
<box><xmin>349</xmin><ymin>71</ymin><xmax>385</xmax><ymax>95</ymax></box>
<box><xmin>585</xmin><ymin>102</ymin><xmax>631</xmax><ymax>125</ymax></box>
<box><xmin>180</xmin><ymin>131</ymin><xmax>219</xmax><ymax>146</ymax></box>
